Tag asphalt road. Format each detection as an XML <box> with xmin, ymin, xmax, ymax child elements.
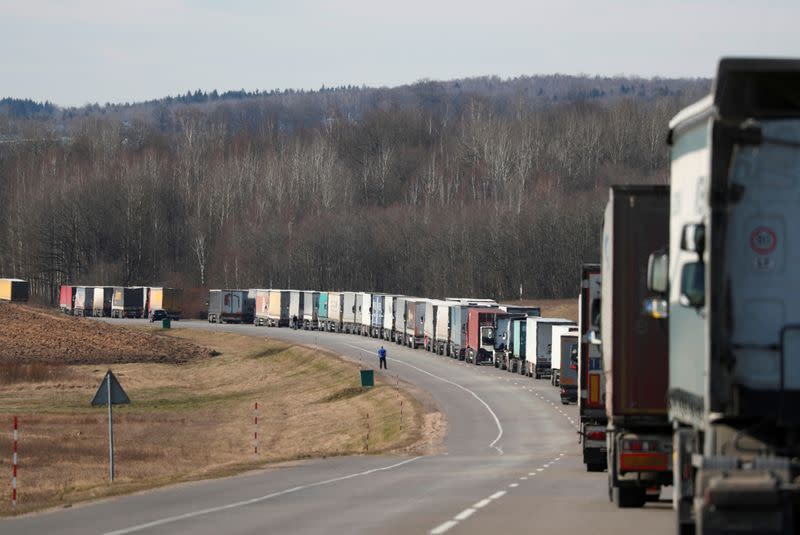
<box><xmin>6</xmin><ymin>320</ymin><xmax>675</xmax><ymax>534</ymax></box>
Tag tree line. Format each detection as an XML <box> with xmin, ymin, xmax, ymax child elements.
<box><xmin>0</xmin><ymin>75</ymin><xmax>710</xmax><ymax>304</ymax></box>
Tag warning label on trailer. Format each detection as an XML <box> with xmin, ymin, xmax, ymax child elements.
<box><xmin>750</xmin><ymin>226</ymin><xmax>777</xmax><ymax>255</ymax></box>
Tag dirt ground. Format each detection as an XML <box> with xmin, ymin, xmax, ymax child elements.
<box><xmin>0</xmin><ymin>303</ymin><xmax>210</xmax><ymax>365</ymax></box>
<box><xmin>0</xmin><ymin>317</ymin><xmax>433</xmax><ymax>516</ymax></box>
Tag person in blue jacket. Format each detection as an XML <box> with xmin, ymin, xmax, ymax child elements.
<box><xmin>378</xmin><ymin>345</ymin><xmax>387</xmax><ymax>369</ymax></box>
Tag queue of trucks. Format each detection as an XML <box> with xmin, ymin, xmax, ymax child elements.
<box><xmin>57</xmin><ymin>285</ymin><xmax>183</xmax><ymax>319</ymax></box>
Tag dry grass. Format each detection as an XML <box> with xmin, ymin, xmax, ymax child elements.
<box><xmin>0</xmin><ymin>330</ymin><xmax>431</xmax><ymax>516</ymax></box>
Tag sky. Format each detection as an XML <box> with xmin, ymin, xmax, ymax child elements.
<box><xmin>1</xmin><ymin>0</ymin><xmax>799</xmax><ymax>107</ymax></box>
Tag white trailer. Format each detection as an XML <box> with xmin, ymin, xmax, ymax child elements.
<box><xmin>524</xmin><ymin>318</ymin><xmax>574</xmax><ymax>378</ymax></box>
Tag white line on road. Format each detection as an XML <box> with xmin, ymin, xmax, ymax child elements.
<box><xmin>509</xmin><ymin>483</ymin><xmax>519</xmax><ymax>488</ymax></box>
<box><xmin>520</xmin><ymin>476</ymin><xmax>528</xmax><ymax>480</ymax></box>
<box><xmin>473</xmin><ymin>498</ymin><xmax>492</xmax><ymax>509</ymax></box>
<box><xmin>489</xmin><ymin>490</ymin><xmax>507</xmax><ymax>500</ymax></box>
<box><xmin>454</xmin><ymin>508</ymin><xmax>476</xmax><ymax>521</ymax></box>
<box><xmin>345</xmin><ymin>342</ymin><xmax>504</xmax><ymax>454</ymax></box>
<box><xmin>430</xmin><ymin>520</ymin><xmax>459</xmax><ymax>534</ymax></box>
<box><xmin>104</xmin><ymin>456</ymin><xmax>423</xmax><ymax>535</ymax></box>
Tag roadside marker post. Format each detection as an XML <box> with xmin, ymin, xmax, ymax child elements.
<box><xmin>11</xmin><ymin>416</ymin><xmax>17</xmax><ymax>508</ymax></box>
<box><xmin>91</xmin><ymin>370</ymin><xmax>130</xmax><ymax>482</ymax></box>
<box><xmin>254</xmin><ymin>402</ymin><xmax>259</xmax><ymax>455</ymax></box>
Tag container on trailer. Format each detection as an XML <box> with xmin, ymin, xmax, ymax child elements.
<box><xmin>341</xmin><ymin>292</ymin><xmax>357</xmax><ymax>325</ymax></box>
<box><xmin>59</xmin><ymin>284</ymin><xmax>74</xmax><ymax>313</ymax></box>
<box><xmin>423</xmin><ymin>299</ymin><xmax>443</xmax><ymax>350</ymax></box>
<box><xmin>394</xmin><ymin>297</ymin><xmax>410</xmax><ymax>341</ymax></box>
<box><xmin>466</xmin><ymin>308</ymin><xmax>506</xmax><ymax>365</ymax></box>
<box><xmin>111</xmin><ymin>287</ymin><xmax>144</xmax><ymax>318</ymax></box>
<box><xmin>552</xmin><ymin>325</ymin><xmax>579</xmax><ymax>401</ymax></box>
<box><xmin>149</xmin><ymin>287</ymin><xmax>182</xmax><ymax>318</ymax></box>
<box><xmin>382</xmin><ymin>295</ymin><xmax>396</xmax><ymax>339</ymax></box>
<box><xmin>449</xmin><ymin>304</ymin><xmax>495</xmax><ymax>358</ymax></box>
<box><xmin>371</xmin><ymin>294</ymin><xmax>384</xmax><ymax>337</ymax></box>
<box><xmin>289</xmin><ymin>291</ymin><xmax>305</xmax><ymax>326</ymax></box>
<box><xmin>92</xmin><ymin>287</ymin><xmax>114</xmax><ymax>317</ymax></box>
<box><xmin>524</xmin><ymin>317</ymin><xmax>574</xmax><ymax>378</ymax></box>
<box><xmin>602</xmin><ymin>186</ymin><xmax>669</xmax><ymax>420</ymax></box>
<box><xmin>445</xmin><ymin>297</ymin><xmax>498</xmax><ymax>306</ymax></box>
<box><xmin>267</xmin><ymin>290</ymin><xmax>290</xmax><ymax>326</ymax></box>
<box><xmin>0</xmin><ymin>278</ymin><xmax>29</xmax><ymax>302</ymax></box>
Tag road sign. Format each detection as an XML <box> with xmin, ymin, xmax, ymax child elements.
<box><xmin>91</xmin><ymin>370</ymin><xmax>130</xmax><ymax>406</ymax></box>
<box><xmin>91</xmin><ymin>370</ymin><xmax>130</xmax><ymax>481</ymax></box>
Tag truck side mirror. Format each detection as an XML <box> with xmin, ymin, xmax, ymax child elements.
<box><xmin>680</xmin><ymin>224</ymin><xmax>705</xmax><ymax>256</ymax></box>
<box><xmin>646</xmin><ymin>251</ymin><xmax>669</xmax><ymax>294</ymax></box>
<box><xmin>679</xmin><ymin>261</ymin><xmax>705</xmax><ymax>308</ymax></box>
<box><xmin>587</xmin><ymin>329</ymin><xmax>601</xmax><ymax>345</ymax></box>
<box><xmin>590</xmin><ymin>298</ymin><xmax>601</xmax><ymax>330</ymax></box>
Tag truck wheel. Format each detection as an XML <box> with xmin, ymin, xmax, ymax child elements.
<box><xmin>613</xmin><ymin>487</ymin><xmax>646</xmax><ymax>508</ymax></box>
<box><xmin>586</xmin><ymin>463</ymin><xmax>605</xmax><ymax>473</ymax></box>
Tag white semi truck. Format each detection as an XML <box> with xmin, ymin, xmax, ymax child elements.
<box><xmin>645</xmin><ymin>58</ymin><xmax>800</xmax><ymax>534</ymax></box>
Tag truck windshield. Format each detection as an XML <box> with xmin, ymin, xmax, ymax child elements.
<box><xmin>481</xmin><ymin>327</ymin><xmax>495</xmax><ymax>345</ymax></box>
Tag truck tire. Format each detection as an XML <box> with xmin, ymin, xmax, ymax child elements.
<box><xmin>613</xmin><ymin>486</ymin><xmax>646</xmax><ymax>508</ymax></box>
<box><xmin>467</xmin><ymin>349</ymin><xmax>475</xmax><ymax>364</ymax></box>
<box><xmin>586</xmin><ymin>463</ymin><xmax>605</xmax><ymax>473</ymax></box>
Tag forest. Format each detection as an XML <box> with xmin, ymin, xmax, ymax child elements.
<box><xmin>0</xmin><ymin>74</ymin><xmax>710</xmax><ymax>304</ymax></box>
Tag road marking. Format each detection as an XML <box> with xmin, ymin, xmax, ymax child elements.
<box><xmin>520</xmin><ymin>476</ymin><xmax>528</xmax><ymax>480</ymax></box>
<box><xmin>473</xmin><ymin>498</ymin><xmax>491</xmax><ymax>509</ymax></box>
<box><xmin>454</xmin><ymin>508</ymin><xmax>476</xmax><ymax>521</ymax></box>
<box><xmin>528</xmin><ymin>472</ymin><xmax>537</xmax><ymax>476</ymax></box>
<box><xmin>489</xmin><ymin>490</ymin><xmax>507</xmax><ymax>500</ymax></box>
<box><xmin>537</xmin><ymin>468</ymin><xmax>544</xmax><ymax>472</ymax></box>
<box><xmin>430</xmin><ymin>520</ymin><xmax>458</xmax><ymax>534</ymax></box>
<box><xmin>104</xmin><ymin>456</ymin><xmax>422</xmax><ymax>535</ymax></box>
<box><xmin>509</xmin><ymin>483</ymin><xmax>519</xmax><ymax>488</ymax></box>
<box><xmin>344</xmin><ymin>342</ymin><xmax>504</xmax><ymax>454</ymax></box>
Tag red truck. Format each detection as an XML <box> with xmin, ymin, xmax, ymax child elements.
<box><xmin>466</xmin><ymin>308</ymin><xmax>506</xmax><ymax>365</ymax></box>
<box><xmin>59</xmin><ymin>284</ymin><xmax>75</xmax><ymax>314</ymax></box>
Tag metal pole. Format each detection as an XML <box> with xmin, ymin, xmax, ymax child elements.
<box><xmin>108</xmin><ymin>373</ymin><xmax>114</xmax><ymax>482</ymax></box>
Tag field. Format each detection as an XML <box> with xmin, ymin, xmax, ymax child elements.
<box><xmin>0</xmin><ymin>317</ymin><xmax>435</xmax><ymax>516</ymax></box>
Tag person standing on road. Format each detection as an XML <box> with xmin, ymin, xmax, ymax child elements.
<box><xmin>378</xmin><ymin>345</ymin><xmax>387</xmax><ymax>370</ymax></box>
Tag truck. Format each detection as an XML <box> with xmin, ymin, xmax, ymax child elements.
<box><xmin>499</xmin><ymin>304</ymin><xmax>541</xmax><ymax>317</ymax></box>
<box><xmin>0</xmin><ymin>278</ymin><xmax>28</xmax><ymax>302</ymax></box>
<box><xmin>644</xmin><ymin>59</ymin><xmax>800</xmax><ymax>534</ymax></box>
<box><xmin>524</xmin><ymin>317</ymin><xmax>574</xmax><ymax>378</ymax></box>
<box><xmin>448</xmin><ymin>301</ymin><xmax>497</xmax><ymax>359</ymax></box>
<box><xmin>254</xmin><ymin>289</ymin><xmax>270</xmax><ymax>326</ymax></box>
<box><xmin>326</xmin><ymin>292</ymin><xmax>342</xmax><ymax>332</ymax></box>
<box><xmin>59</xmin><ymin>284</ymin><xmax>75</xmax><ymax>313</ymax></box>
<box><xmin>497</xmin><ymin>313</ymin><xmax>532</xmax><ymax>372</ymax></box>
<box><xmin>288</xmin><ymin>290</ymin><xmax>304</xmax><ymax>329</ymax></box>
<box><xmin>601</xmin><ymin>184</ymin><xmax>671</xmax><ymax>509</ymax></box>
<box><xmin>73</xmin><ymin>286</ymin><xmax>94</xmax><ymax>316</ymax></box>
<box><xmin>466</xmin><ymin>308</ymin><xmax>506</xmax><ymax>365</ymax></box>
<box><xmin>341</xmin><ymin>291</ymin><xmax>357</xmax><ymax>333</ymax></box>
<box><xmin>149</xmin><ymin>287</ymin><xmax>182</xmax><ymax>319</ymax></box>
<box><xmin>92</xmin><ymin>287</ymin><xmax>114</xmax><ymax>317</ymax></box>
<box><xmin>370</xmin><ymin>294</ymin><xmax>385</xmax><ymax>338</ymax></box>
<box><xmin>405</xmin><ymin>299</ymin><xmax>426</xmax><ymax>349</ymax></box>
<box><xmin>393</xmin><ymin>296</ymin><xmax>410</xmax><ymax>344</ymax></box>
<box><xmin>512</xmin><ymin>318</ymin><xmax>527</xmax><ymax>373</ymax></box>
<box><xmin>551</xmin><ymin>324</ymin><xmax>579</xmax><ymax>401</ymax></box>
<box><xmin>265</xmin><ymin>289</ymin><xmax>290</xmax><ymax>327</ymax></box>
<box><xmin>302</xmin><ymin>291</ymin><xmax>320</xmax><ymax>330</ymax></box>
<box><xmin>111</xmin><ymin>287</ymin><xmax>144</xmax><ymax>318</ymax></box>
<box><xmin>208</xmin><ymin>290</ymin><xmax>254</xmax><ymax>324</ymax></box>
<box><xmin>578</xmin><ymin>264</ymin><xmax>607</xmax><ymax>473</ymax></box>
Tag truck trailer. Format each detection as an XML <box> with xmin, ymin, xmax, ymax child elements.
<box><xmin>318</xmin><ymin>292</ymin><xmax>329</xmax><ymax>330</ymax></box>
<box><xmin>288</xmin><ymin>290</ymin><xmax>304</xmax><ymax>329</ymax></box>
<box><xmin>149</xmin><ymin>287</ymin><xmax>182</xmax><ymax>319</ymax></box>
<box><xmin>302</xmin><ymin>291</ymin><xmax>320</xmax><ymax>330</ymax></box>
<box><xmin>578</xmin><ymin>264</ymin><xmax>607</xmax><ymax>473</ymax></box>
<box><xmin>59</xmin><ymin>284</ymin><xmax>75</xmax><ymax>314</ymax></box>
<box><xmin>404</xmin><ymin>299</ymin><xmax>426</xmax><ymax>349</ymax></box>
<box><xmin>92</xmin><ymin>287</ymin><xmax>114</xmax><ymax>317</ymax></box>
<box><xmin>645</xmin><ymin>58</ymin><xmax>800</xmax><ymax>534</ymax></box>
<box><xmin>423</xmin><ymin>299</ymin><xmax>448</xmax><ymax>353</ymax></box>
<box><xmin>0</xmin><ymin>278</ymin><xmax>28</xmax><ymax>302</ymax></box>
<box><xmin>73</xmin><ymin>286</ymin><xmax>95</xmax><ymax>316</ymax></box>
<box><xmin>208</xmin><ymin>290</ymin><xmax>254</xmax><ymax>324</ymax></box>
<box><xmin>111</xmin><ymin>287</ymin><xmax>144</xmax><ymax>318</ymax></box>
<box><xmin>602</xmin><ymin>185</ymin><xmax>671</xmax><ymax>509</ymax></box>
<box><xmin>370</xmin><ymin>294</ymin><xmax>385</xmax><ymax>338</ymax></box>
<box><xmin>341</xmin><ymin>292</ymin><xmax>357</xmax><ymax>333</ymax></box>
<box><xmin>524</xmin><ymin>317</ymin><xmax>574</xmax><ymax>378</ymax></box>
<box><xmin>551</xmin><ymin>324</ymin><xmax>579</xmax><ymax>401</ymax></box>
<box><xmin>326</xmin><ymin>292</ymin><xmax>342</xmax><ymax>332</ymax></box>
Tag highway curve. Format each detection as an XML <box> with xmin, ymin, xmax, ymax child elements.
<box><xmin>6</xmin><ymin>321</ymin><xmax>674</xmax><ymax>534</ymax></box>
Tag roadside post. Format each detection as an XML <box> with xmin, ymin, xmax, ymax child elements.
<box><xmin>91</xmin><ymin>370</ymin><xmax>130</xmax><ymax>482</ymax></box>
<box><xmin>11</xmin><ymin>416</ymin><xmax>17</xmax><ymax>508</ymax></box>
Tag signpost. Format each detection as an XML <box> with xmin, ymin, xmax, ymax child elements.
<box><xmin>91</xmin><ymin>370</ymin><xmax>130</xmax><ymax>482</ymax></box>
